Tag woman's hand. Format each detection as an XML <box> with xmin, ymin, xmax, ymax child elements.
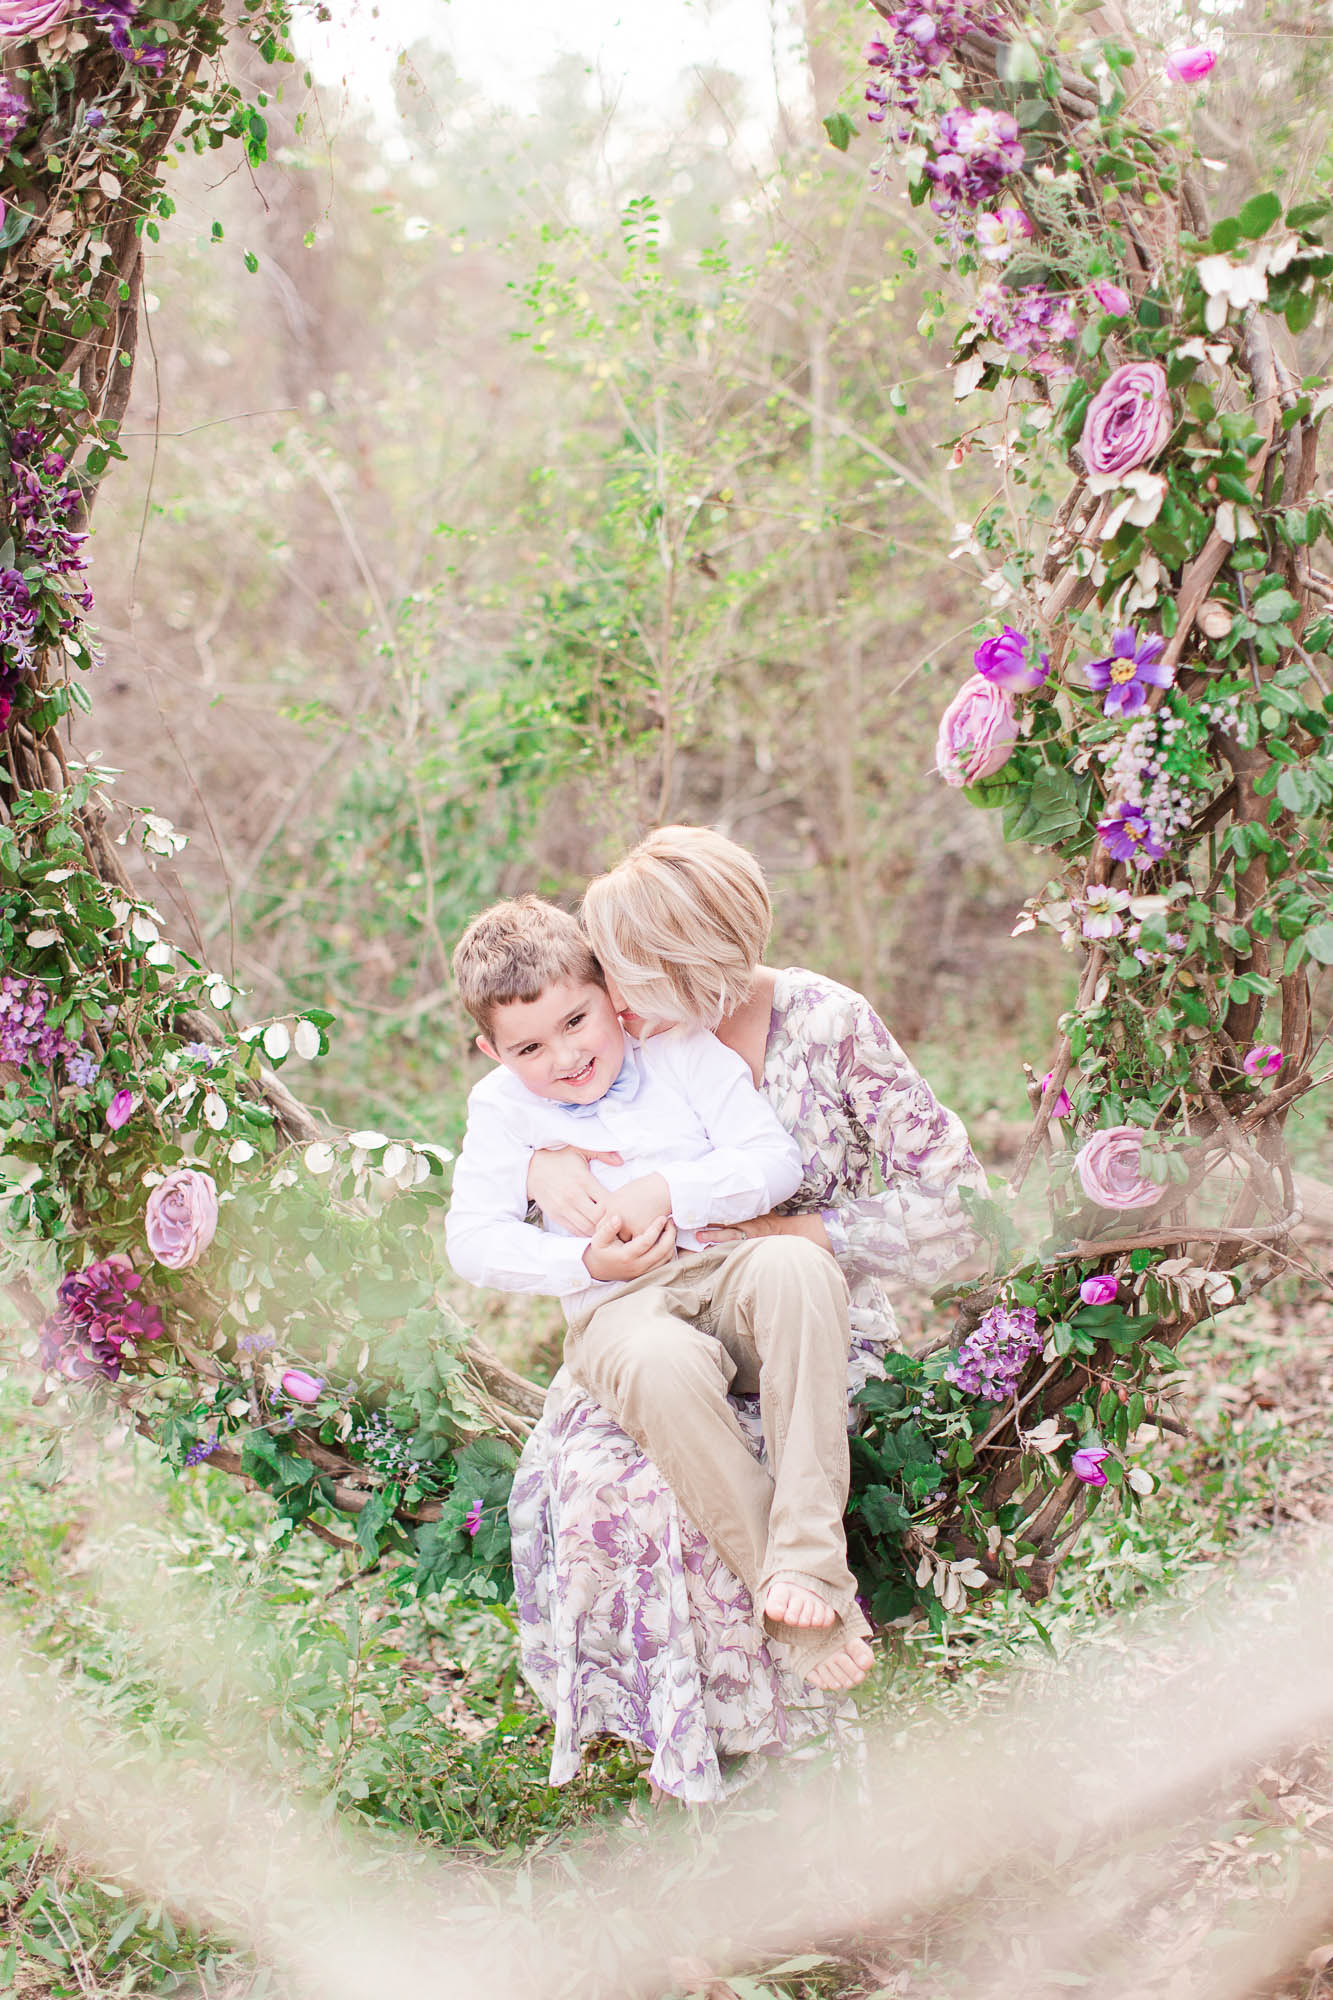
<box><xmin>526</xmin><ymin>1145</ymin><xmax>624</xmax><ymax>1235</ymax></box>
<box><xmin>697</xmin><ymin>1210</ymin><xmax>833</xmax><ymax>1253</ymax></box>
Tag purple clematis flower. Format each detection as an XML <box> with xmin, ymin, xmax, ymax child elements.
<box><xmin>1083</xmin><ymin>628</ymin><xmax>1174</xmax><ymax>718</ymax></box>
<box><xmin>1097</xmin><ymin>802</ymin><xmax>1168</xmax><ymax>868</ymax></box>
<box><xmin>1071</xmin><ymin>1444</ymin><xmax>1110</xmax><ymax>1486</ymax></box>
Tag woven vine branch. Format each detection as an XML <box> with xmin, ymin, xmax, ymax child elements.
<box><xmin>1</xmin><ymin>0</ymin><xmax>1330</xmax><ymax>1623</ymax></box>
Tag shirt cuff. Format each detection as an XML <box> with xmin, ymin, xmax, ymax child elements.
<box><xmin>662</xmin><ymin>1163</ymin><xmax>720</xmax><ymax>1232</ymax></box>
<box><xmin>544</xmin><ymin>1234</ymin><xmax>598</xmax><ymax>1294</ymax></box>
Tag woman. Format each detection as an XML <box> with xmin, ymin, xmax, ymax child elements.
<box><xmin>507</xmin><ymin>826</ymin><xmax>984</xmax><ymax>1804</ymax></box>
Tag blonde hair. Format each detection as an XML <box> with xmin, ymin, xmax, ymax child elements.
<box><xmin>452</xmin><ymin>896</ymin><xmax>603</xmax><ymax>1037</ymax></box>
<box><xmin>580</xmin><ymin>825</ymin><xmax>772</xmax><ymax>1030</ymax></box>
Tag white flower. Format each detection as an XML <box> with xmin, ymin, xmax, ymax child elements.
<box><xmin>130</xmin><ymin>913</ymin><xmax>159</xmax><ymax>946</ymax></box>
<box><xmin>1197</xmin><ymin>253</ymin><xmax>1269</xmax><ymax>332</ymax></box>
<box><xmin>207</xmin><ymin>980</ymin><xmax>233</xmax><ymax>1010</ymax></box>
<box><xmin>261</xmin><ymin>1022</ymin><xmax>291</xmax><ymax>1061</ymax></box>
<box><xmin>202</xmin><ymin>1090</ymin><xmax>228</xmax><ymax>1130</ymax></box>
<box><xmin>141</xmin><ymin>814</ymin><xmax>187</xmax><ymax>857</ymax></box>
<box><xmin>228</xmin><ymin>1139</ymin><xmax>256</xmax><ymax>1164</ymax></box>
<box><xmin>303</xmin><ymin>1141</ymin><xmax>337</xmax><ymax>1175</ymax></box>
<box><xmin>293</xmin><ymin>1019</ymin><xmax>322</xmax><ymax>1060</ymax></box>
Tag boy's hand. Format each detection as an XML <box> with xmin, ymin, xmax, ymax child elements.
<box><xmin>608</xmin><ymin>1172</ymin><xmax>671</xmax><ymax>1241</ymax></box>
<box><xmin>583</xmin><ymin>1211</ymin><xmax>677</xmax><ymax>1282</ymax></box>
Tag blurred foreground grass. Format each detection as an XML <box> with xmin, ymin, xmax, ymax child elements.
<box><xmin>2</xmin><ymin>1275</ymin><xmax>1333</xmax><ymax>1998</ymax></box>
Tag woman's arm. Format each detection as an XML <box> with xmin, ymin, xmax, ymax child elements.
<box><xmin>816</xmin><ymin>988</ymin><xmax>987</xmax><ymax>1288</ymax></box>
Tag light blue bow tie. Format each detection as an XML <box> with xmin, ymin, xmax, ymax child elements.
<box><xmin>560</xmin><ymin>1047</ymin><xmax>640</xmax><ymax>1116</ymax></box>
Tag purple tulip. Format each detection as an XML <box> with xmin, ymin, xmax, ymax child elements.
<box><xmin>973</xmin><ymin>625</ymin><xmax>1050</xmax><ymax>694</ymax></box>
<box><xmin>1242</xmin><ymin>1043</ymin><xmax>1283</xmax><ymax>1078</ymax></box>
<box><xmin>1089</xmin><ymin>280</ymin><xmax>1132</xmax><ymax>318</ymax></box>
<box><xmin>106</xmin><ymin>1088</ymin><xmax>139</xmax><ymax>1131</ymax></box>
<box><xmin>1165</xmin><ymin>45</ymin><xmax>1216</xmax><ymax>82</ymax></box>
<box><xmin>1040</xmin><ymin>1070</ymin><xmax>1072</xmax><ymax>1120</ymax></box>
<box><xmin>464</xmin><ymin>1498</ymin><xmax>484</xmax><ymax>1538</ymax></box>
<box><xmin>1071</xmin><ymin>1445</ymin><xmax>1110</xmax><ymax>1486</ymax></box>
<box><xmin>1076</xmin><ymin>1127</ymin><xmax>1160</xmax><ymax>1210</ymax></box>
<box><xmin>1080</xmin><ymin>362</ymin><xmax>1172</xmax><ymax>481</ymax></box>
<box><xmin>1079</xmin><ymin>1274</ymin><xmax>1119</xmax><ymax>1306</ymax></box>
<box><xmin>281</xmin><ymin>1369</ymin><xmax>324</xmax><ymax>1405</ymax></box>
<box><xmin>935</xmin><ymin>674</ymin><xmax>1019</xmax><ymax>787</ymax></box>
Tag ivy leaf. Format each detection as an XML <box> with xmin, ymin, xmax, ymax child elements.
<box><xmin>1002</xmin><ymin>763</ymin><xmax>1084</xmax><ymax>847</ymax></box>
<box><xmin>1238</xmin><ymin>191</ymin><xmax>1282</xmax><ymax>239</ymax></box>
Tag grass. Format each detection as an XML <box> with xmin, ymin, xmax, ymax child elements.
<box><xmin>0</xmin><ymin>1275</ymin><xmax>1332</xmax><ymax>1997</ymax></box>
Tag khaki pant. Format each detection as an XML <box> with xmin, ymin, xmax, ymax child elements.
<box><xmin>564</xmin><ymin>1237</ymin><xmax>867</xmax><ymax>1664</ymax></box>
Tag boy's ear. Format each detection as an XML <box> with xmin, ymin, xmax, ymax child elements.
<box><xmin>475</xmin><ymin>1033</ymin><xmax>499</xmax><ymax>1064</ymax></box>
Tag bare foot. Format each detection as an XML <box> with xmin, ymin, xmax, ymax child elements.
<box><xmin>762</xmin><ymin>1579</ymin><xmax>837</xmax><ymax>1629</ymax></box>
<box><xmin>807</xmin><ymin>1635</ymin><xmax>875</xmax><ymax>1692</ymax></box>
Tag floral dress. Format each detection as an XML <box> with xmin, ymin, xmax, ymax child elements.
<box><xmin>507</xmin><ymin>968</ymin><xmax>984</xmax><ymax>1804</ymax></box>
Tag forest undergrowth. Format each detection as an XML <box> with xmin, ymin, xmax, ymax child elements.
<box><xmin>3</xmin><ymin>1259</ymin><xmax>1333</xmax><ymax>2000</ymax></box>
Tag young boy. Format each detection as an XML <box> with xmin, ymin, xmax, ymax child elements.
<box><xmin>445</xmin><ymin>895</ymin><xmax>873</xmax><ymax>1687</ymax></box>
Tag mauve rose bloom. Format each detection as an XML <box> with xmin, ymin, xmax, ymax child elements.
<box><xmin>973</xmin><ymin>624</ymin><xmax>1050</xmax><ymax>693</ymax></box>
<box><xmin>1165</xmin><ymin>45</ymin><xmax>1216</xmax><ymax>82</ymax></box>
<box><xmin>1079</xmin><ymin>361</ymin><xmax>1172</xmax><ymax>481</ymax></box>
<box><xmin>935</xmin><ymin>674</ymin><xmax>1018</xmax><ymax>788</ymax></box>
<box><xmin>1090</xmin><ymin>280</ymin><xmax>1132</xmax><ymax>318</ymax></box>
<box><xmin>1076</xmin><ymin>1126</ymin><xmax>1160</xmax><ymax>1210</ymax></box>
<box><xmin>106</xmin><ymin>1088</ymin><xmax>139</xmax><ymax>1131</ymax></box>
<box><xmin>0</xmin><ymin>0</ymin><xmax>71</xmax><ymax>40</ymax></box>
<box><xmin>1071</xmin><ymin>1445</ymin><xmax>1109</xmax><ymax>1486</ymax></box>
<box><xmin>1242</xmin><ymin>1043</ymin><xmax>1283</xmax><ymax>1078</ymax></box>
<box><xmin>281</xmin><ymin>1368</ymin><xmax>324</xmax><ymax>1404</ymax></box>
<box><xmin>1079</xmin><ymin>1274</ymin><xmax>1119</xmax><ymax>1306</ymax></box>
<box><xmin>144</xmin><ymin>1167</ymin><xmax>219</xmax><ymax>1269</ymax></box>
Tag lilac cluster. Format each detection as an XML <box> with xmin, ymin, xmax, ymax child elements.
<box><xmin>3</xmin><ymin>428</ymin><xmax>93</xmax><ymax>709</ymax></box>
<box><xmin>972</xmin><ymin>280</ymin><xmax>1078</xmax><ymax>375</ymax></box>
<box><xmin>38</xmin><ymin>1253</ymin><xmax>165</xmax><ymax>1382</ymax></box>
<box><xmin>0</xmin><ymin>80</ymin><xmax>29</xmax><ymax>150</ymax></box>
<box><xmin>0</xmin><ymin>569</ymin><xmax>37</xmax><ymax>677</ymax></box>
<box><xmin>926</xmin><ymin>107</ymin><xmax>1025</xmax><ymax>217</ymax></box>
<box><xmin>183</xmin><ymin>1430</ymin><xmax>221</xmax><ymax>1467</ymax></box>
<box><xmin>65</xmin><ymin>1049</ymin><xmax>101</xmax><ymax>1087</ymax></box>
<box><xmin>1098</xmin><ymin>709</ymin><xmax>1198</xmax><ymax>867</ymax></box>
<box><xmin>864</xmin><ymin>0</ymin><xmax>994</xmax><ymax>129</ymax></box>
<box><xmin>86</xmin><ymin>0</ymin><xmax>165</xmax><ymax>69</ymax></box>
<box><xmin>946</xmin><ymin>1302</ymin><xmax>1042</xmax><ymax>1401</ymax></box>
<box><xmin>0</xmin><ymin>973</ymin><xmax>74</xmax><ymax>1067</ymax></box>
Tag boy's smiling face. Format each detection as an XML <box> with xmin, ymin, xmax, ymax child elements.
<box><xmin>478</xmin><ymin>979</ymin><xmax>626</xmax><ymax>1105</ymax></box>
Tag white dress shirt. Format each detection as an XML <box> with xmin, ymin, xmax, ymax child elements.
<box><xmin>444</xmin><ymin>1027</ymin><xmax>804</xmax><ymax>1316</ymax></box>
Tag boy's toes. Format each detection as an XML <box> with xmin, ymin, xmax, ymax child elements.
<box><xmin>763</xmin><ymin>1581</ymin><xmax>837</xmax><ymax>1629</ymax></box>
<box><xmin>806</xmin><ymin>1640</ymin><xmax>874</xmax><ymax>1692</ymax></box>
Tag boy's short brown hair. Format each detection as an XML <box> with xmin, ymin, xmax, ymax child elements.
<box><xmin>452</xmin><ymin>895</ymin><xmax>604</xmax><ymax>1037</ymax></box>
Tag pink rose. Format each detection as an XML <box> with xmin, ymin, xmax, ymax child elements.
<box><xmin>1165</xmin><ymin>45</ymin><xmax>1216</xmax><ymax>82</ymax></box>
<box><xmin>144</xmin><ymin>1168</ymin><xmax>219</xmax><ymax>1269</ymax></box>
<box><xmin>1089</xmin><ymin>280</ymin><xmax>1132</xmax><ymax>318</ymax></box>
<box><xmin>1079</xmin><ymin>1274</ymin><xmax>1119</xmax><ymax>1306</ymax></box>
<box><xmin>281</xmin><ymin>1368</ymin><xmax>324</xmax><ymax>1404</ymax></box>
<box><xmin>1242</xmin><ymin>1043</ymin><xmax>1283</xmax><ymax>1078</ymax></box>
<box><xmin>935</xmin><ymin>674</ymin><xmax>1018</xmax><ymax>788</ymax></box>
<box><xmin>106</xmin><ymin>1088</ymin><xmax>140</xmax><ymax>1131</ymax></box>
<box><xmin>1079</xmin><ymin>362</ymin><xmax>1172</xmax><ymax>481</ymax></box>
<box><xmin>1075</xmin><ymin>1126</ymin><xmax>1159</xmax><ymax>1210</ymax></box>
<box><xmin>1071</xmin><ymin>1444</ymin><xmax>1109</xmax><ymax>1486</ymax></box>
<box><xmin>0</xmin><ymin>0</ymin><xmax>71</xmax><ymax>39</ymax></box>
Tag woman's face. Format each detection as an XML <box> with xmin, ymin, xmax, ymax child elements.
<box><xmin>604</xmin><ymin>975</ymin><xmax>665</xmax><ymax>1041</ymax></box>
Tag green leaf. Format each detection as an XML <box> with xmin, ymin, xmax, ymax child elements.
<box><xmin>1286</xmin><ymin>290</ymin><xmax>1316</xmax><ymax>334</ymax></box>
<box><xmin>1208</xmin><ymin>216</ymin><xmax>1241</xmax><ymax>253</ymax></box>
<box><xmin>1306</xmin><ymin>921</ymin><xmax>1333</xmax><ymax>965</ymax></box>
<box><xmin>1287</xmin><ymin>199</ymin><xmax>1332</xmax><ymax>232</ymax></box>
<box><xmin>1238</xmin><ymin>191</ymin><xmax>1282</xmax><ymax>239</ymax></box>
<box><xmin>822</xmin><ymin>110</ymin><xmax>857</xmax><ymax>152</ymax></box>
<box><xmin>1003</xmin><ymin>762</ymin><xmax>1084</xmax><ymax>848</ymax></box>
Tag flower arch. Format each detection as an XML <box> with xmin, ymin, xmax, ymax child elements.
<box><xmin>1</xmin><ymin>0</ymin><xmax>1329</xmax><ymax>1620</ymax></box>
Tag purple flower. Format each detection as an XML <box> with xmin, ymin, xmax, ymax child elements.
<box><xmin>0</xmin><ymin>973</ymin><xmax>73</xmax><ymax>1068</ymax></box>
<box><xmin>1071</xmin><ymin>1444</ymin><xmax>1110</xmax><ymax>1486</ymax></box>
<box><xmin>65</xmin><ymin>1049</ymin><xmax>100</xmax><ymax>1088</ymax></box>
<box><xmin>975</xmin><ymin>206</ymin><xmax>1035</xmax><ymax>265</ymax></box>
<box><xmin>971</xmin><ymin>281</ymin><xmax>1078</xmax><ymax>376</ymax></box>
<box><xmin>935</xmin><ymin>674</ymin><xmax>1018</xmax><ymax>787</ymax></box>
<box><xmin>281</xmin><ymin>1369</ymin><xmax>324</xmax><ymax>1404</ymax></box>
<box><xmin>1079</xmin><ymin>885</ymin><xmax>1131</xmax><ymax>939</ymax></box>
<box><xmin>1040</xmin><ymin>1069</ymin><xmax>1072</xmax><ymax>1120</ymax></box>
<box><xmin>973</xmin><ymin>625</ymin><xmax>1049</xmax><ymax>694</ymax></box>
<box><xmin>1083</xmin><ymin>628</ymin><xmax>1174</xmax><ymax>719</ymax></box>
<box><xmin>1097</xmin><ymin>801</ymin><xmax>1169</xmax><ymax>868</ymax></box>
<box><xmin>926</xmin><ymin>107</ymin><xmax>1025</xmax><ymax>215</ymax></box>
<box><xmin>1076</xmin><ymin>1126</ymin><xmax>1160</xmax><ymax>1210</ymax></box>
<box><xmin>144</xmin><ymin>1168</ymin><xmax>218</xmax><ymax>1269</ymax></box>
<box><xmin>1165</xmin><ymin>45</ymin><xmax>1216</xmax><ymax>82</ymax></box>
<box><xmin>946</xmin><ymin>1303</ymin><xmax>1042</xmax><ymax>1402</ymax></box>
<box><xmin>106</xmin><ymin>1087</ymin><xmax>139</xmax><ymax>1130</ymax></box>
<box><xmin>85</xmin><ymin>0</ymin><xmax>165</xmax><ymax>67</ymax></box>
<box><xmin>1079</xmin><ymin>1274</ymin><xmax>1119</xmax><ymax>1306</ymax></box>
<box><xmin>464</xmin><ymin>1498</ymin><xmax>484</xmax><ymax>1538</ymax></box>
<box><xmin>83</xmin><ymin>106</ymin><xmax>108</xmax><ymax>130</ymax></box>
<box><xmin>1089</xmin><ymin>280</ymin><xmax>1132</xmax><ymax>318</ymax></box>
<box><xmin>1243</xmin><ymin>1043</ymin><xmax>1283</xmax><ymax>1078</ymax></box>
<box><xmin>0</xmin><ymin>78</ymin><xmax>28</xmax><ymax>147</ymax></box>
<box><xmin>1</xmin><ymin>567</ymin><xmax>37</xmax><ymax>672</ymax></box>
<box><xmin>862</xmin><ymin>0</ymin><xmax>997</xmax><ymax>123</ymax></box>
<box><xmin>184</xmin><ymin>1430</ymin><xmax>221</xmax><ymax>1467</ymax></box>
<box><xmin>1080</xmin><ymin>362</ymin><xmax>1172</xmax><ymax>481</ymax></box>
<box><xmin>39</xmin><ymin>1252</ymin><xmax>165</xmax><ymax>1383</ymax></box>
